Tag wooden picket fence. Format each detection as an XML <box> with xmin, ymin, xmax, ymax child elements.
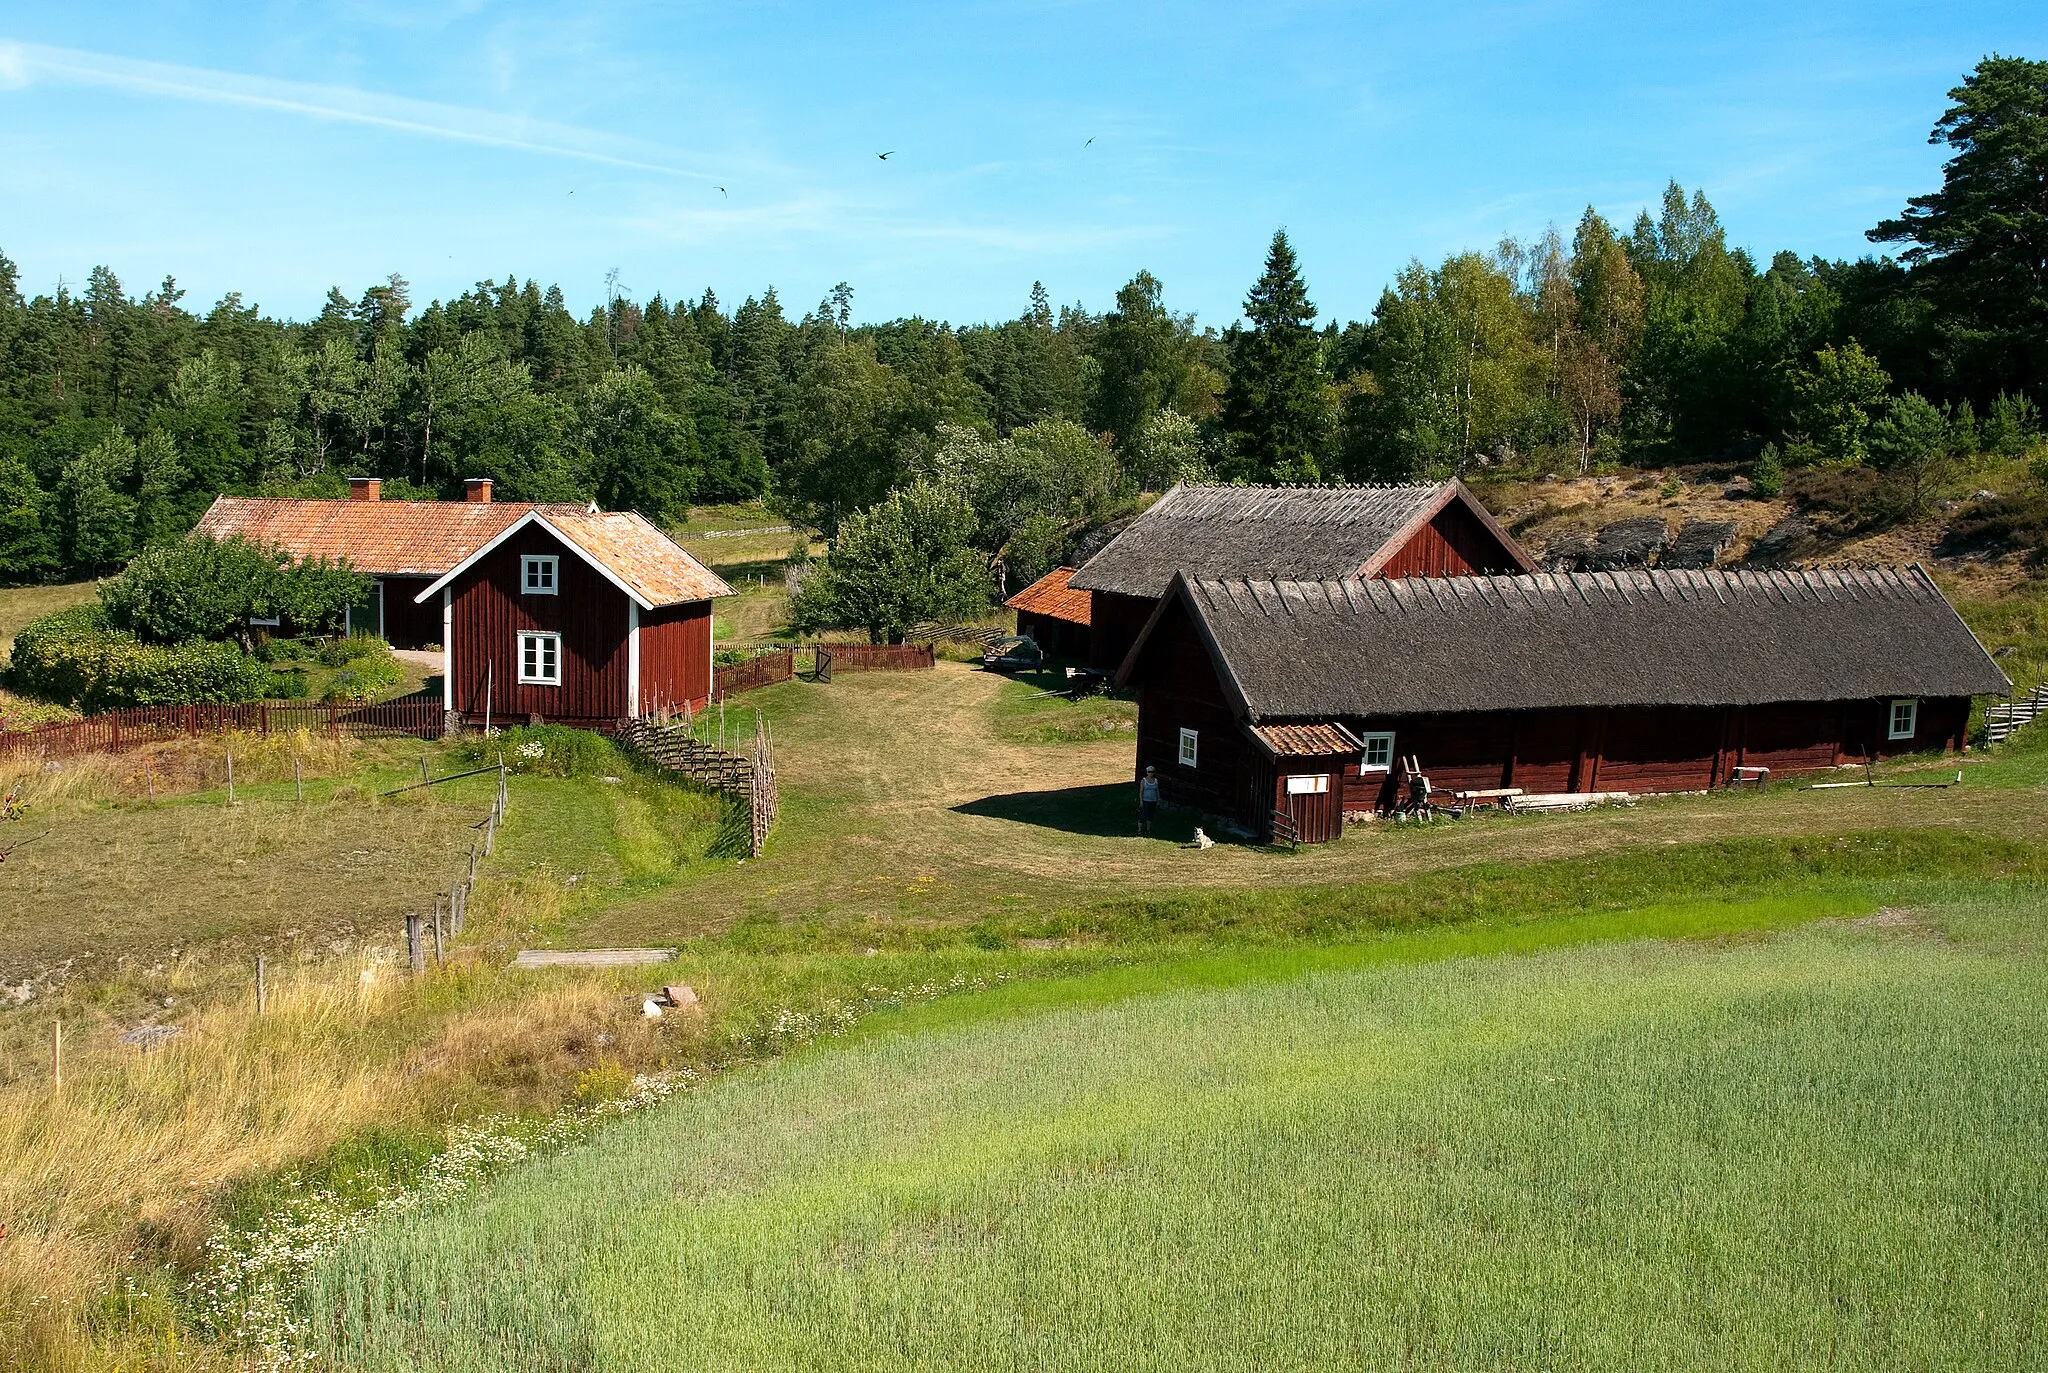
<box><xmin>713</xmin><ymin>646</ymin><xmax>795</xmax><ymax>698</ymax></box>
<box><xmin>0</xmin><ymin>695</ymin><xmax>444</xmax><ymax>762</ymax></box>
<box><xmin>818</xmin><ymin>642</ymin><xmax>935</xmax><ymax>673</ymax></box>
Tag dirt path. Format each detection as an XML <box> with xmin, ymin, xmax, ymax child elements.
<box><xmin>572</xmin><ymin>662</ymin><xmax>2048</xmax><ymax>947</ymax></box>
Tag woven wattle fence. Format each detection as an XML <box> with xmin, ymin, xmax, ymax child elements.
<box><xmin>0</xmin><ymin>695</ymin><xmax>443</xmax><ymax>761</ymax></box>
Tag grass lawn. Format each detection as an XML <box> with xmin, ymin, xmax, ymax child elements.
<box><xmin>567</xmin><ymin>658</ymin><xmax>2048</xmax><ymax>950</ymax></box>
<box><xmin>306</xmin><ymin>885</ymin><xmax>2048</xmax><ymax>1371</ymax></box>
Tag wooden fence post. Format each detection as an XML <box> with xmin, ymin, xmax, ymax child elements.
<box><xmin>145</xmin><ymin>762</ymin><xmax>154</xmax><ymax>803</ymax></box>
<box><xmin>406</xmin><ymin>913</ymin><xmax>425</xmax><ymax>975</ymax></box>
<box><xmin>294</xmin><ymin>756</ymin><xmax>303</xmax><ymax>802</ymax></box>
<box><xmin>225</xmin><ymin>749</ymin><xmax>235</xmax><ymax>805</ymax></box>
<box><xmin>432</xmin><ymin>898</ymin><xmax>446</xmax><ymax>963</ymax></box>
<box><xmin>256</xmin><ymin>955</ymin><xmax>267</xmax><ymax>1015</ymax></box>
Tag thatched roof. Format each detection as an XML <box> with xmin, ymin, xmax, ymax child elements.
<box><xmin>1120</xmin><ymin>566</ymin><xmax>2010</xmax><ymax>719</ymax></box>
<box><xmin>1069</xmin><ymin>481</ymin><xmax>1530</xmax><ymax>597</ymax></box>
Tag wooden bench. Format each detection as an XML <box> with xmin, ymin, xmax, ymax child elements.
<box><xmin>1451</xmin><ymin>787</ymin><xmax>1524</xmax><ymax>811</ymax></box>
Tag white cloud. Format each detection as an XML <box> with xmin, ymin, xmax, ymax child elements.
<box><xmin>0</xmin><ymin>39</ymin><xmax>715</xmax><ymax>179</ymax></box>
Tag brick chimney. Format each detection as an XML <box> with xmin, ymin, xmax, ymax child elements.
<box><xmin>348</xmin><ymin>477</ymin><xmax>381</xmax><ymax>502</ymax></box>
<box><xmin>463</xmin><ymin>478</ymin><xmax>493</xmax><ymax>504</ymax></box>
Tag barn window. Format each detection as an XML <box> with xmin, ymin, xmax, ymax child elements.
<box><xmin>1177</xmin><ymin>727</ymin><xmax>1199</xmax><ymax>768</ymax></box>
<box><xmin>1285</xmin><ymin>774</ymin><xmax>1329</xmax><ymax>795</ymax></box>
<box><xmin>1889</xmin><ymin>699</ymin><xmax>1918</xmax><ymax>740</ymax></box>
<box><xmin>522</xmin><ymin>555</ymin><xmax>559</xmax><ymax>595</ymax></box>
<box><xmin>518</xmin><ymin>632</ymin><xmax>561</xmax><ymax>685</ymax></box>
<box><xmin>1358</xmin><ymin>732</ymin><xmax>1395</xmax><ymax>772</ymax></box>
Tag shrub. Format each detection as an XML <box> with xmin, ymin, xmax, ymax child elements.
<box><xmin>319</xmin><ymin>639</ymin><xmax>404</xmax><ymax>701</ymax></box>
<box><xmin>8</xmin><ymin>605</ymin><xmax>274</xmax><ymax>711</ymax></box>
<box><xmin>314</xmin><ymin>634</ymin><xmax>389</xmax><ymax>668</ymax></box>
<box><xmin>1784</xmin><ymin>465</ymin><xmax>1911</xmax><ymax>534</ymax></box>
<box><xmin>1939</xmin><ymin>489</ymin><xmax>2048</xmax><ymax>566</ymax></box>
<box><xmin>1750</xmin><ymin>443</ymin><xmax>1786</xmax><ymax>498</ymax></box>
<box><xmin>98</xmin><ymin>533</ymin><xmax>367</xmax><ymax>647</ymax></box>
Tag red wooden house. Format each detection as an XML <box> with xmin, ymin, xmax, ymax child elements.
<box><xmin>1067</xmin><ymin>481</ymin><xmax>1535</xmax><ymax>668</ymax></box>
<box><xmin>414</xmin><ymin>507</ymin><xmax>731</xmax><ymax>725</ymax></box>
<box><xmin>1116</xmin><ymin>566</ymin><xmax>2010</xmax><ymax>843</ymax></box>
<box><xmin>196</xmin><ymin>477</ymin><xmax>731</xmax><ymax>726</ymax></box>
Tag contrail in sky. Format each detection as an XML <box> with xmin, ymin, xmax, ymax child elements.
<box><xmin>0</xmin><ymin>39</ymin><xmax>708</xmax><ymax>179</ymax></box>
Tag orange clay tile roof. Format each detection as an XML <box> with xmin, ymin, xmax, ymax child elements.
<box><xmin>1004</xmin><ymin>566</ymin><xmax>1092</xmax><ymax>626</ymax></box>
<box><xmin>193</xmin><ymin>496</ymin><xmax>572</xmax><ymax>577</ymax></box>
<box><xmin>195</xmin><ymin>497</ymin><xmax>732</xmax><ymax>606</ymax></box>
<box><xmin>1248</xmin><ymin>721</ymin><xmax>1363</xmax><ymax>758</ymax></box>
<box><xmin>534</xmin><ymin>509</ymin><xmax>733</xmax><ymax>607</ymax></box>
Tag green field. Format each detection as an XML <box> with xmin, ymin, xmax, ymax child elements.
<box><xmin>307</xmin><ymin>886</ymin><xmax>2048</xmax><ymax>1371</ymax></box>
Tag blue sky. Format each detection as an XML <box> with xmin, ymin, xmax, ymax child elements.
<box><xmin>1</xmin><ymin>2</ymin><xmax>2041</xmax><ymax>328</ymax></box>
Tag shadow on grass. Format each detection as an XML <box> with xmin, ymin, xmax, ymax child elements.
<box><xmin>954</xmin><ymin>782</ymin><xmax>1204</xmax><ymax>843</ymax></box>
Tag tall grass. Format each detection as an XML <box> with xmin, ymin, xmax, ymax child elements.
<box><xmin>307</xmin><ymin>890</ymin><xmax>2048</xmax><ymax>1372</ymax></box>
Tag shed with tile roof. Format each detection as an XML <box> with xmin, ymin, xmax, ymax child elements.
<box><xmin>1003</xmin><ymin>567</ymin><xmax>1092</xmax><ymax>659</ymax></box>
<box><xmin>1114</xmin><ymin>566</ymin><xmax>2008</xmax><ymax>842</ymax></box>
<box><xmin>1067</xmin><ymin>480</ymin><xmax>1534</xmax><ymax>667</ymax></box>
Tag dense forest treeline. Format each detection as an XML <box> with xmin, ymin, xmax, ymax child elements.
<box><xmin>0</xmin><ymin>56</ymin><xmax>2043</xmax><ymax>588</ymax></box>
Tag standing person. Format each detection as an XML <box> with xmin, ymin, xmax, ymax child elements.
<box><xmin>1138</xmin><ymin>764</ymin><xmax>1161</xmax><ymax>836</ymax></box>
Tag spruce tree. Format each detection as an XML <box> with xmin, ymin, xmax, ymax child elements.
<box><xmin>1221</xmin><ymin>230</ymin><xmax>1331</xmax><ymax>481</ymax></box>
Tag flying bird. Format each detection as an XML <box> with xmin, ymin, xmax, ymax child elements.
<box><xmin>878</xmin><ymin>151</ymin><xmax>894</xmax><ymax>160</ymax></box>
<box><xmin>716</xmin><ymin>186</ymin><xmax>727</xmax><ymax>197</ymax></box>
<box><xmin>1085</xmin><ymin>137</ymin><xmax>1095</xmax><ymax>146</ymax></box>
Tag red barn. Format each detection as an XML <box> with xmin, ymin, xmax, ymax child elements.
<box><xmin>1116</xmin><ymin>566</ymin><xmax>2009</xmax><ymax>842</ymax></box>
<box><xmin>1068</xmin><ymin>481</ymin><xmax>1534</xmax><ymax>668</ymax></box>
<box><xmin>415</xmin><ymin>507</ymin><xmax>731</xmax><ymax>726</ymax></box>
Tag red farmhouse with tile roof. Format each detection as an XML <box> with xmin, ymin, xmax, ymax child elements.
<box><xmin>195</xmin><ymin>477</ymin><xmax>732</xmax><ymax>726</ymax></box>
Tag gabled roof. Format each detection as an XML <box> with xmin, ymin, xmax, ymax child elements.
<box><xmin>1068</xmin><ymin>481</ymin><xmax>1533</xmax><ymax>598</ymax></box>
<box><xmin>1004</xmin><ymin>566</ymin><xmax>1092</xmax><ymax>627</ymax></box>
<box><xmin>194</xmin><ymin>496</ymin><xmax>577</xmax><ymax>577</ymax></box>
<box><xmin>1119</xmin><ymin>566</ymin><xmax>2009</xmax><ymax>719</ymax></box>
<box><xmin>413</xmin><ymin>509</ymin><xmax>732</xmax><ymax>609</ymax></box>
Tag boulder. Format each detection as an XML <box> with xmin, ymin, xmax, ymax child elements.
<box><xmin>1745</xmin><ymin>514</ymin><xmax>1812</xmax><ymax>565</ymax></box>
<box><xmin>1582</xmin><ymin>516</ymin><xmax>1670</xmax><ymax>570</ymax></box>
<box><xmin>1660</xmin><ymin>519</ymin><xmax>1740</xmax><ymax>569</ymax></box>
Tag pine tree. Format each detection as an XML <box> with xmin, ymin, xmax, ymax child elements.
<box><xmin>1221</xmin><ymin>231</ymin><xmax>1331</xmax><ymax>481</ymax></box>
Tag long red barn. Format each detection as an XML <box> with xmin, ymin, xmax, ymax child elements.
<box><xmin>1116</xmin><ymin>566</ymin><xmax>2010</xmax><ymax>843</ymax></box>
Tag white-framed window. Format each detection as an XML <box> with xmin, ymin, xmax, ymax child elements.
<box><xmin>1178</xmin><ymin>727</ymin><xmax>1199</xmax><ymax>768</ymax></box>
<box><xmin>1358</xmin><ymin>732</ymin><xmax>1395</xmax><ymax>772</ymax></box>
<box><xmin>1285</xmin><ymin>773</ymin><xmax>1330</xmax><ymax>795</ymax></box>
<box><xmin>522</xmin><ymin>555</ymin><xmax>559</xmax><ymax>595</ymax></box>
<box><xmin>1888</xmin><ymin>698</ymin><xmax>1919</xmax><ymax>741</ymax></box>
<box><xmin>519</xmin><ymin>631</ymin><xmax>562</xmax><ymax>685</ymax></box>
